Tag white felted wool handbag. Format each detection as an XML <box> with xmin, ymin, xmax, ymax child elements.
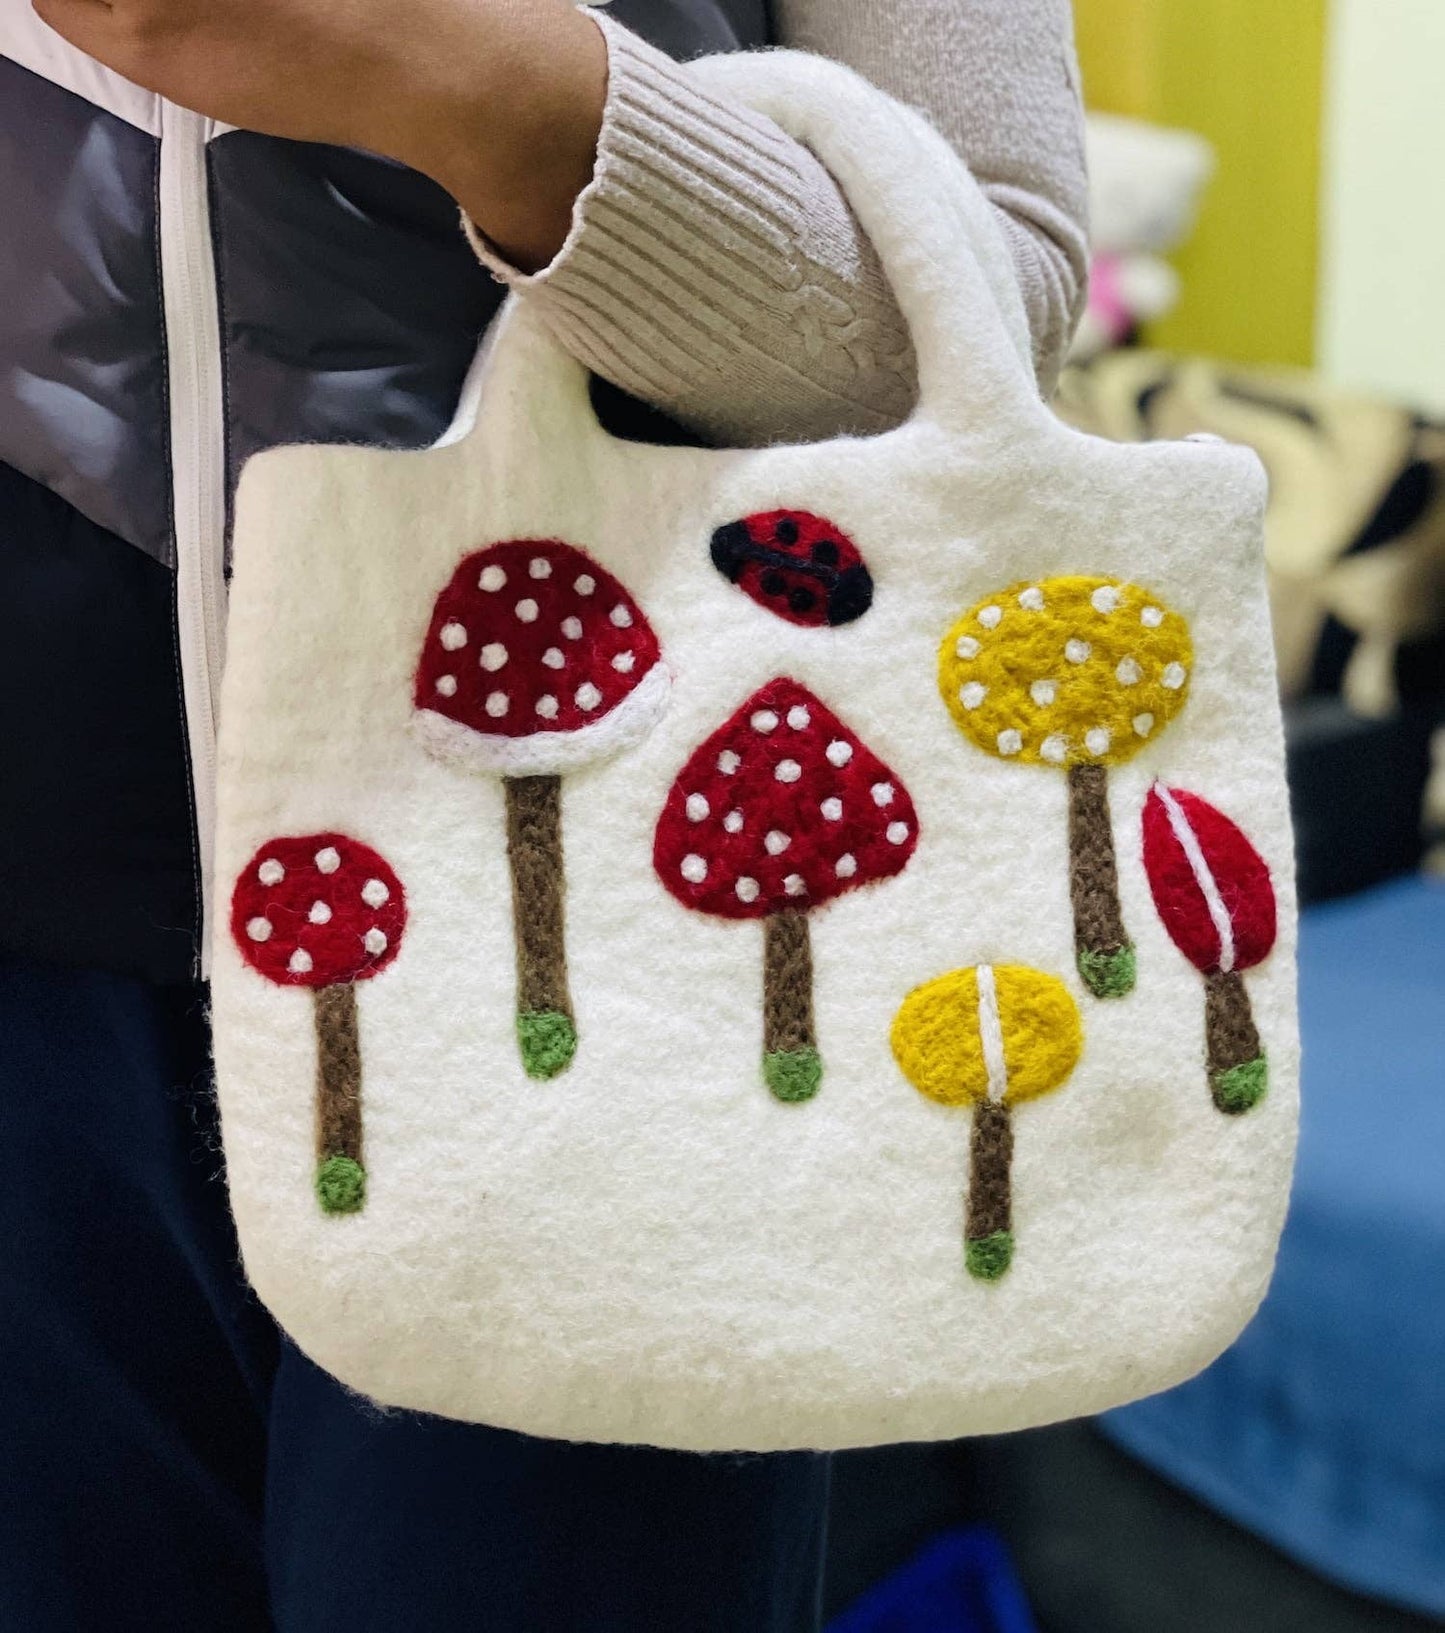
<box><xmin>212</xmin><ymin>50</ymin><xmax>1299</xmax><ymax>1452</ymax></box>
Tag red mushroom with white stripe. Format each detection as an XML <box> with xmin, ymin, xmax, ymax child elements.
<box><xmin>1141</xmin><ymin>784</ymin><xmax>1277</xmax><ymax>1114</ymax></box>
<box><xmin>231</xmin><ymin>833</ymin><xmax>407</xmax><ymax>1213</ymax></box>
<box><xmin>654</xmin><ymin>676</ymin><xmax>919</xmax><ymax>1102</ymax></box>
<box><xmin>414</xmin><ymin>539</ymin><xmax>669</xmax><ymax>1079</ymax></box>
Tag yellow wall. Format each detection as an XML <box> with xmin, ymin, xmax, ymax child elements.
<box><xmin>1074</xmin><ymin>0</ymin><xmax>1326</xmax><ymax>366</ymax></box>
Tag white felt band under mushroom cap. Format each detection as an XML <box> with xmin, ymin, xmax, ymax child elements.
<box><xmin>413</xmin><ymin>658</ymin><xmax>671</xmax><ymax>778</ymax></box>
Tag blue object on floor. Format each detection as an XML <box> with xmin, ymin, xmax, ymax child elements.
<box><xmin>1101</xmin><ymin>875</ymin><xmax>1445</xmax><ymax>1618</ymax></box>
<box><xmin>826</xmin><ymin>1526</ymin><xmax>1037</xmax><ymax>1633</ymax></box>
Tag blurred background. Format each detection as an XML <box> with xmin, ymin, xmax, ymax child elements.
<box><xmin>821</xmin><ymin>3</ymin><xmax>1445</xmax><ymax>1629</ymax></box>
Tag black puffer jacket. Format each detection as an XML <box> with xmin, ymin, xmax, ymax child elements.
<box><xmin>0</xmin><ymin>0</ymin><xmax>767</xmax><ymax>981</ymax></box>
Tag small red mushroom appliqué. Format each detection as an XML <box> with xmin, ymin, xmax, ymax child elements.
<box><xmin>709</xmin><ymin>510</ymin><xmax>874</xmax><ymax>628</ymax></box>
<box><xmin>1141</xmin><ymin>785</ymin><xmax>1277</xmax><ymax>1114</ymax></box>
<box><xmin>230</xmin><ymin>833</ymin><xmax>407</xmax><ymax>1213</ymax></box>
<box><xmin>654</xmin><ymin>677</ymin><xmax>919</xmax><ymax>1102</ymax></box>
<box><xmin>413</xmin><ymin>539</ymin><xmax>669</xmax><ymax>1079</ymax></box>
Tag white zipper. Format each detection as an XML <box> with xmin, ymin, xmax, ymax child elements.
<box><xmin>158</xmin><ymin>101</ymin><xmax>228</xmax><ymax>978</ymax></box>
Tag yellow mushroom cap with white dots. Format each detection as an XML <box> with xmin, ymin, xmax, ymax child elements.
<box><xmin>938</xmin><ymin>576</ymin><xmax>1192</xmax><ymax>768</ymax></box>
<box><xmin>891</xmin><ymin>964</ymin><xmax>1083</xmax><ymax>1109</ymax></box>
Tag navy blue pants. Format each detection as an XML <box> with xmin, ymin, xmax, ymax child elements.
<box><xmin>0</xmin><ymin>962</ymin><xmax>830</xmax><ymax>1630</ymax></box>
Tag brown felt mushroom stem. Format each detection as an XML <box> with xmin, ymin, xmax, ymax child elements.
<box><xmin>762</xmin><ymin>912</ymin><xmax>821</xmax><ymax>1102</ymax></box>
<box><xmin>1204</xmin><ymin>968</ymin><xmax>1267</xmax><ymax>1114</ymax></box>
<box><xmin>965</xmin><ymin>1099</ymin><xmax>1014</xmax><ymax>1281</ymax></box>
<box><xmin>504</xmin><ymin>774</ymin><xmax>578</xmax><ymax>1079</ymax></box>
<box><xmin>313</xmin><ymin>983</ymin><xmax>366</xmax><ymax>1213</ymax></box>
<box><xmin>1067</xmin><ymin>764</ymin><xmax>1136</xmax><ymax>998</ymax></box>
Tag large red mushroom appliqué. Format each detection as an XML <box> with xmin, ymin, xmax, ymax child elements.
<box><xmin>414</xmin><ymin>539</ymin><xmax>669</xmax><ymax>1080</ymax></box>
<box><xmin>654</xmin><ymin>677</ymin><xmax>918</xmax><ymax>1102</ymax></box>
<box><xmin>231</xmin><ymin>833</ymin><xmax>407</xmax><ymax>1214</ymax></box>
<box><xmin>709</xmin><ymin>510</ymin><xmax>874</xmax><ymax>627</ymax></box>
<box><xmin>1141</xmin><ymin>785</ymin><xmax>1277</xmax><ymax>1114</ymax></box>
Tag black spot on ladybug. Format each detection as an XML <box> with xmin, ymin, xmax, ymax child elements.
<box><xmin>707</xmin><ymin>511</ymin><xmax>873</xmax><ymax>628</ymax></box>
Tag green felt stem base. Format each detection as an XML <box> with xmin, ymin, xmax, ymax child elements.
<box><xmin>316</xmin><ymin>1155</ymin><xmax>366</xmax><ymax>1215</ymax></box>
<box><xmin>518</xmin><ymin>1010</ymin><xmax>578</xmax><ymax>1080</ymax></box>
<box><xmin>966</xmin><ymin>1230</ymin><xmax>1014</xmax><ymax>1282</ymax></box>
<box><xmin>1077</xmin><ymin>942</ymin><xmax>1137</xmax><ymax>999</ymax></box>
<box><xmin>1212</xmin><ymin>1053</ymin><xmax>1268</xmax><ymax>1115</ymax></box>
<box><xmin>764</xmin><ymin>1047</ymin><xmax>823</xmax><ymax>1103</ymax></box>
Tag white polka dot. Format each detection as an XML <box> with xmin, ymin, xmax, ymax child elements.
<box><xmin>686</xmin><ymin>793</ymin><xmax>709</xmax><ymax>822</ymax></box>
<box><xmin>835</xmin><ymin>853</ymin><xmax>857</xmax><ymax>878</ymax></box>
<box><xmin>751</xmin><ymin>710</ymin><xmax>779</xmax><ymax>733</ymax></box>
<box><xmin>363</xmin><ymin>928</ymin><xmax>388</xmax><ymax>957</ymax></box>
<box><xmin>1133</xmin><ymin>713</ymin><xmax>1155</xmax><ymax>737</ymax></box>
<box><xmin>786</xmin><ymin>704</ymin><xmax>810</xmax><ymax>730</ymax></box>
<box><xmin>820</xmin><ymin>797</ymin><xmax>843</xmax><ymax>821</ymax></box>
<box><xmin>515</xmin><ymin>598</ymin><xmax>539</xmax><ymax>624</ymax></box>
<box><xmin>871</xmin><ymin>781</ymin><xmax>894</xmax><ymax>806</ymax></box>
<box><xmin>308</xmin><ymin>900</ymin><xmax>332</xmax><ymax>925</ymax></box>
<box><xmin>717</xmin><ymin>750</ymin><xmax>740</xmax><ymax>775</ymax></box>
<box><xmin>1018</xmin><ymin>586</ymin><xmax>1045</xmax><ymax>611</ymax></box>
<box><xmin>1041</xmin><ymin>734</ymin><xmax>1068</xmax><ymax>763</ymax></box>
<box><xmin>681</xmin><ymin>854</ymin><xmax>707</xmax><ymax>884</ymax></box>
<box><xmin>480</xmin><ymin>643</ymin><xmax>508</xmax><ymax>672</ymax></box>
<box><xmin>257</xmin><ymin>859</ymin><xmax>285</xmax><ymax>886</ymax></box>
<box><xmin>825</xmin><ymin>740</ymin><xmax>853</xmax><ymax>767</ymax></box>
<box><xmin>1162</xmin><ymin>662</ymin><xmax>1188</xmax><ymax>689</ymax></box>
<box><xmin>1065</xmin><ymin>639</ymin><xmax>1092</xmax><ymax>664</ymax></box>
<box><xmin>574</xmin><ymin>574</ymin><xmax>595</xmax><ymax>596</ymax></box>
<box><xmin>1030</xmin><ymin>679</ymin><xmax>1057</xmax><ymax>706</ymax></box>
<box><xmin>315</xmin><ymin>847</ymin><xmax>340</xmax><ymax>874</ymax></box>
<box><xmin>288</xmin><ymin>949</ymin><xmax>313</xmax><ymax>975</ymax></box>
<box><xmin>886</xmin><ymin>821</ymin><xmax>910</xmax><ymax>845</ymax></box>
<box><xmin>784</xmin><ymin>874</ymin><xmax>807</xmax><ymax>897</ymax></box>
<box><xmin>485</xmin><ymin>691</ymin><xmax>509</xmax><ymax>718</ymax></box>
<box><xmin>736</xmin><ymin>876</ymin><xmax>760</xmax><ymax>904</ymax></box>
<box><xmin>978</xmin><ymin>605</ymin><xmax>1002</xmax><ymax>629</ymax></box>
<box><xmin>528</xmin><ymin>556</ymin><xmax>551</xmax><ymax>579</ymax></box>
<box><xmin>997</xmin><ymin>729</ymin><xmax>1023</xmax><ymax>756</ymax></box>
<box><xmin>1085</xmin><ymin>728</ymin><xmax>1112</xmax><ymax>756</ymax></box>
<box><xmin>535</xmin><ymin>694</ymin><xmax>559</xmax><ymax>720</ymax></box>
<box><xmin>1115</xmin><ymin>657</ymin><xmax>1142</xmax><ymax>686</ymax></box>
<box><xmin>764</xmin><ymin>830</ymin><xmax>791</xmax><ymax>855</ymax></box>
<box><xmin>361</xmin><ymin>879</ymin><xmax>390</xmax><ymax>908</ymax></box>
<box><xmin>1091</xmin><ymin>585</ymin><xmax>1122</xmax><ymax>614</ymax></box>
<box><xmin>541</xmin><ymin>647</ymin><xmax>565</xmax><ymax>670</ymax></box>
<box><xmin>562</xmin><ymin>617</ymin><xmax>584</xmax><ymax>640</ymax></box>
<box><xmin>612</xmin><ymin>651</ymin><xmax>635</xmax><ymax>673</ymax></box>
<box><xmin>955</xmin><ymin>635</ymin><xmax>981</xmax><ymax>660</ymax></box>
<box><xmin>439</xmin><ymin>620</ymin><xmax>467</xmax><ymax>650</ymax></box>
<box><xmin>609</xmin><ymin>604</ymin><xmax>633</xmax><ymax>628</ymax></box>
<box><xmin>245</xmin><ymin>916</ymin><xmax>272</xmax><ymax>942</ymax></box>
<box><xmin>479</xmin><ymin>564</ymin><xmax>506</xmax><ymax>592</ymax></box>
<box><xmin>959</xmin><ymin>681</ymin><xmax>987</xmax><ymax>710</ymax></box>
<box><xmin>1141</xmin><ymin>606</ymin><xmax>1164</xmax><ymax>628</ymax></box>
<box><xmin>435</xmin><ymin>674</ymin><xmax>457</xmax><ymax>697</ymax></box>
<box><xmin>723</xmin><ymin>810</ymin><xmax>744</xmax><ymax>833</ymax></box>
<box><xmin>775</xmin><ymin>759</ymin><xmax>802</xmax><ymax>783</ymax></box>
<box><xmin>576</xmin><ymin>682</ymin><xmax>602</xmax><ymax>711</ymax></box>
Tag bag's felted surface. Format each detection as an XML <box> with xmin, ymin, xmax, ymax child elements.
<box><xmin>212</xmin><ymin>50</ymin><xmax>1298</xmax><ymax>1452</ymax></box>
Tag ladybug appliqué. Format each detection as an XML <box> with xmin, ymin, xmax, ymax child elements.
<box><xmin>709</xmin><ymin>511</ymin><xmax>873</xmax><ymax>627</ymax></box>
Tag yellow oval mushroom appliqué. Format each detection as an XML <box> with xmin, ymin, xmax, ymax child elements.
<box><xmin>938</xmin><ymin>576</ymin><xmax>1193</xmax><ymax>769</ymax></box>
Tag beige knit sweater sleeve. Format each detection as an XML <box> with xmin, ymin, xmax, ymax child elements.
<box><xmin>470</xmin><ymin>2</ymin><xmax>1087</xmax><ymax>444</ymax></box>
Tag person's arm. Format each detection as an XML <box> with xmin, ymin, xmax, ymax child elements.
<box><xmin>475</xmin><ymin>3</ymin><xmax>1088</xmax><ymax>442</ymax></box>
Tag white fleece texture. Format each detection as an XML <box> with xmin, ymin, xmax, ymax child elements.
<box><xmin>213</xmin><ymin>52</ymin><xmax>1298</xmax><ymax>1453</ymax></box>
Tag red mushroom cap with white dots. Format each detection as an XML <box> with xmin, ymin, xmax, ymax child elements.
<box><xmin>231</xmin><ymin>833</ymin><xmax>407</xmax><ymax>988</ymax></box>
<box><xmin>413</xmin><ymin>540</ymin><xmax>669</xmax><ymax>777</ymax></box>
<box><xmin>654</xmin><ymin>677</ymin><xmax>919</xmax><ymax>920</ymax></box>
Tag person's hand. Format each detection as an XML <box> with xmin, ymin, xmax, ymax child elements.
<box><xmin>29</xmin><ymin>0</ymin><xmax>607</xmax><ymax>268</ymax></box>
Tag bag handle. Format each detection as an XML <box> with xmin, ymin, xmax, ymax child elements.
<box><xmin>689</xmin><ymin>49</ymin><xmax>1039</xmax><ymax>433</ymax></box>
<box><xmin>444</xmin><ymin>49</ymin><xmax>1043</xmax><ymax>455</ymax></box>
